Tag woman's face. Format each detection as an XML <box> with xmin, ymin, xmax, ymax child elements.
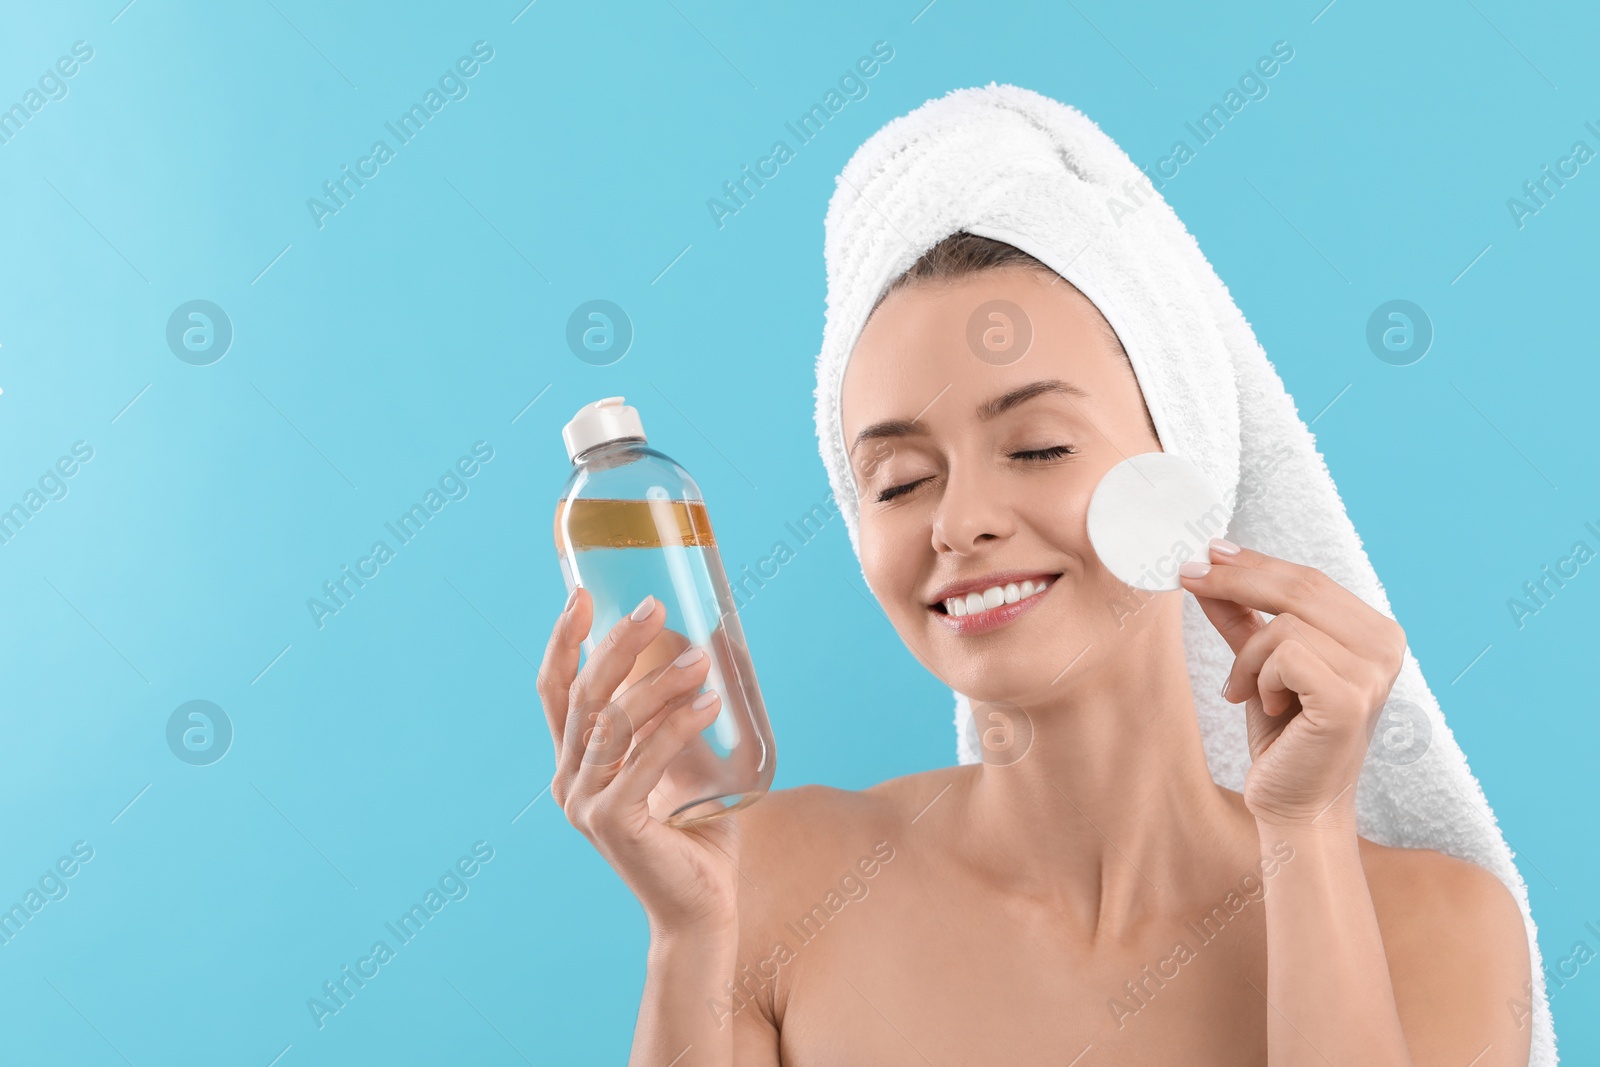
<box><xmin>840</xmin><ymin>265</ymin><xmax>1167</xmax><ymax>702</ymax></box>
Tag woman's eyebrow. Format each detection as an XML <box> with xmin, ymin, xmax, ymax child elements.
<box><xmin>849</xmin><ymin>378</ymin><xmax>1090</xmax><ymax>454</ymax></box>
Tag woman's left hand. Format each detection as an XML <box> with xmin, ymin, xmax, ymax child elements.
<box><xmin>1179</xmin><ymin>539</ymin><xmax>1409</xmax><ymax>829</ymax></box>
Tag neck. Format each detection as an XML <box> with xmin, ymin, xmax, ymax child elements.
<box><xmin>949</xmin><ymin>610</ymin><xmax>1258</xmax><ymax>941</ymax></box>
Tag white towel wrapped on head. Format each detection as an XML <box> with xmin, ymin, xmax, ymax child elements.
<box><xmin>811</xmin><ymin>82</ymin><xmax>1553</xmax><ymax>1065</ymax></box>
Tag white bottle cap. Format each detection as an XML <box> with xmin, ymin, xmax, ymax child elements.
<box><xmin>562</xmin><ymin>396</ymin><xmax>647</xmax><ymax>462</ymax></box>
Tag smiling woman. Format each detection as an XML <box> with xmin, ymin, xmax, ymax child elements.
<box><xmin>539</xmin><ymin>83</ymin><xmax>1550</xmax><ymax>1067</ymax></box>
<box><xmin>802</xmin><ymin>85</ymin><xmax>1539</xmax><ymax>1065</ymax></box>
<box><xmin>844</xmin><ymin>257</ymin><xmax>1170</xmax><ymax>672</ymax></box>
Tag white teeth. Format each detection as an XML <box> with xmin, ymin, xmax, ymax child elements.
<box><xmin>942</xmin><ymin>577</ymin><xmax>1052</xmax><ymax>617</ymax></box>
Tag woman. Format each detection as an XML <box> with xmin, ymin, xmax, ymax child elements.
<box><xmin>538</xmin><ymin>87</ymin><xmax>1545</xmax><ymax>1065</ymax></box>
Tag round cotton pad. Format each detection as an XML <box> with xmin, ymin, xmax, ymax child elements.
<box><xmin>1085</xmin><ymin>452</ymin><xmax>1229</xmax><ymax>591</ymax></box>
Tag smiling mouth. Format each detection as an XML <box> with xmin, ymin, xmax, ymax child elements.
<box><xmin>932</xmin><ymin>575</ymin><xmax>1061</xmax><ymax>617</ymax></box>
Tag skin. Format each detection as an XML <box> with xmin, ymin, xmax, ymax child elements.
<box><xmin>539</xmin><ymin>266</ymin><xmax>1533</xmax><ymax>1065</ymax></box>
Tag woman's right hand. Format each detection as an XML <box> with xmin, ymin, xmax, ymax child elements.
<box><xmin>537</xmin><ymin>588</ymin><xmax>741</xmax><ymax>936</ymax></box>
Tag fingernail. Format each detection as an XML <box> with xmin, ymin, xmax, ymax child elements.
<box><xmin>630</xmin><ymin>595</ymin><xmax>656</xmax><ymax>622</ymax></box>
<box><xmin>1210</xmin><ymin>537</ymin><xmax>1240</xmax><ymax>556</ymax></box>
<box><xmin>691</xmin><ymin>690</ymin><xmax>718</xmax><ymax>711</ymax></box>
<box><xmin>1179</xmin><ymin>560</ymin><xmax>1211</xmax><ymax>579</ymax></box>
<box><xmin>1219</xmin><ymin>676</ymin><xmax>1231</xmax><ymax>702</ymax></box>
<box><xmin>563</xmin><ymin>588</ymin><xmax>580</xmax><ymax>614</ymax></box>
<box><xmin>673</xmin><ymin>646</ymin><xmax>705</xmax><ymax>669</ymax></box>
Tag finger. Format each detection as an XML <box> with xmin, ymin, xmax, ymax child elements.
<box><xmin>622</xmin><ymin>625</ymin><xmax>693</xmax><ymax>695</ymax></box>
<box><xmin>536</xmin><ymin>587</ymin><xmax>592</xmax><ymax>764</ymax></box>
<box><xmin>1224</xmin><ymin>612</ymin><xmax>1361</xmax><ymax>716</ymax></box>
<box><xmin>606</xmin><ymin>635</ymin><xmax>699</xmax><ymax>739</ymax></box>
<box><xmin>1241</xmin><ymin>692</ymin><xmax>1285</xmax><ymax>763</ymax></box>
<box><xmin>568</xmin><ymin>645</ymin><xmax>714</xmax><ymax>793</ymax></box>
<box><xmin>561</xmin><ymin>638</ymin><xmax>714</xmax><ymax>806</ymax></box>
<box><xmin>1180</xmin><ymin>541</ymin><xmax>1379</xmax><ymax>653</ymax></box>
<box><xmin>1188</xmin><ymin>583</ymin><xmax>1268</xmax><ymax>658</ymax></box>
<box><xmin>609</xmin><ymin>690</ymin><xmax>722</xmax><ymax>809</ymax></box>
<box><xmin>1257</xmin><ymin>637</ymin><xmax>1356</xmax><ymax>731</ymax></box>
<box><xmin>565</xmin><ymin>694</ymin><xmax>648</xmax><ymax>814</ymax></box>
<box><xmin>554</xmin><ymin>595</ymin><xmax>663</xmax><ymax>803</ymax></box>
<box><xmin>558</xmin><ymin>595</ymin><xmax>664</xmax><ymax>767</ymax></box>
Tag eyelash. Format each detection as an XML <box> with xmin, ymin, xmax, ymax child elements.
<box><xmin>874</xmin><ymin>445</ymin><xmax>1078</xmax><ymax>503</ymax></box>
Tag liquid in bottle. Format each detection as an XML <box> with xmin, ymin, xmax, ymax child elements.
<box><xmin>554</xmin><ymin>397</ymin><xmax>776</xmax><ymax>826</ymax></box>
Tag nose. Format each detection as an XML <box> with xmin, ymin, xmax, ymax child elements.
<box><xmin>930</xmin><ymin>457</ymin><xmax>1015</xmax><ymax>554</ymax></box>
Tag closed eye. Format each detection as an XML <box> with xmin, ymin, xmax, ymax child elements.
<box><xmin>873</xmin><ymin>445</ymin><xmax>1078</xmax><ymax>502</ymax></box>
<box><xmin>875</xmin><ymin>478</ymin><xmax>928</xmax><ymax>503</ymax></box>
<box><xmin>1012</xmin><ymin>445</ymin><xmax>1077</xmax><ymax>461</ymax></box>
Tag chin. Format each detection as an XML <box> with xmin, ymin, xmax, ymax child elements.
<box><xmin>937</xmin><ymin>663</ymin><xmax>1045</xmax><ymax>706</ymax></box>
<box><xmin>944</xmin><ymin>624</ymin><xmax>1097</xmax><ymax>692</ymax></box>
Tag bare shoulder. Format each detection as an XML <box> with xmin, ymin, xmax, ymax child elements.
<box><xmin>1358</xmin><ymin>836</ymin><xmax>1528</xmax><ymax>946</ymax></box>
<box><xmin>731</xmin><ymin>765</ymin><xmax>960</xmax><ymax>890</ymax></box>
<box><xmin>732</xmin><ymin>781</ymin><xmax>893</xmax><ymax>887</ymax></box>
<box><xmin>1357</xmin><ymin>837</ymin><xmax>1533</xmax><ymax>1064</ymax></box>
<box><xmin>727</xmin><ymin>769</ymin><xmax>962</xmax><ymax>962</ymax></box>
<box><xmin>725</xmin><ymin>771</ymin><xmax>950</xmax><ymax>1032</ymax></box>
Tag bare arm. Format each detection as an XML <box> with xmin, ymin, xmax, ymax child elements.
<box><xmin>1257</xmin><ymin>805</ymin><xmax>1412</xmax><ymax>1066</ymax></box>
<box><xmin>630</xmin><ymin>923</ymin><xmax>739</xmax><ymax>1067</ymax></box>
<box><xmin>1257</xmin><ymin>801</ymin><xmax>1535</xmax><ymax>1067</ymax></box>
<box><xmin>1181</xmin><ymin>542</ymin><xmax>1529</xmax><ymax>1065</ymax></box>
<box><xmin>1369</xmin><ymin>839</ymin><xmax>1533</xmax><ymax>1067</ymax></box>
<box><xmin>537</xmin><ymin>590</ymin><xmax>766</xmax><ymax>1067</ymax></box>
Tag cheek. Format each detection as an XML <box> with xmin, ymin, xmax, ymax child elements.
<box><xmin>1032</xmin><ymin>458</ymin><xmax>1123</xmax><ymax>560</ymax></box>
<box><xmin>859</xmin><ymin>520</ymin><xmax>918</xmax><ymax>605</ymax></box>
<box><xmin>1024</xmin><ymin>483</ymin><xmax>1091</xmax><ymax>553</ymax></box>
<box><xmin>1021</xmin><ymin>478</ymin><xmax>1128</xmax><ymax>604</ymax></box>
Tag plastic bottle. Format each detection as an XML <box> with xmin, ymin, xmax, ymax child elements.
<box><xmin>554</xmin><ymin>396</ymin><xmax>776</xmax><ymax>826</ymax></box>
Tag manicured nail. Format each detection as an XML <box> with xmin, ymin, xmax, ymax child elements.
<box><xmin>1179</xmin><ymin>560</ymin><xmax>1211</xmax><ymax>579</ymax></box>
<box><xmin>563</xmin><ymin>588</ymin><xmax>580</xmax><ymax>614</ymax></box>
<box><xmin>673</xmin><ymin>646</ymin><xmax>705</xmax><ymax>669</ymax></box>
<box><xmin>630</xmin><ymin>595</ymin><xmax>656</xmax><ymax>622</ymax></box>
<box><xmin>1210</xmin><ymin>537</ymin><xmax>1240</xmax><ymax>556</ymax></box>
<box><xmin>1219</xmin><ymin>676</ymin><xmax>1231</xmax><ymax>701</ymax></box>
<box><xmin>691</xmin><ymin>690</ymin><xmax>718</xmax><ymax>711</ymax></box>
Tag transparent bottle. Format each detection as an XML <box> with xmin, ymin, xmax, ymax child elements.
<box><xmin>554</xmin><ymin>396</ymin><xmax>776</xmax><ymax>826</ymax></box>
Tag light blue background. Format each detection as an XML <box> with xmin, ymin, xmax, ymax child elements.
<box><xmin>1</xmin><ymin>0</ymin><xmax>1594</xmax><ymax>1062</ymax></box>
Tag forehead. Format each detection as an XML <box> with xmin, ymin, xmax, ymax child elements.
<box><xmin>840</xmin><ymin>268</ymin><xmax>1127</xmax><ymax>436</ymax></box>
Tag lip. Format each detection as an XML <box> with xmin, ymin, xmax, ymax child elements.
<box><xmin>926</xmin><ymin>570</ymin><xmax>1061</xmax><ymax>605</ymax></box>
<box><xmin>928</xmin><ymin>573</ymin><xmax>1060</xmax><ymax>636</ymax></box>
